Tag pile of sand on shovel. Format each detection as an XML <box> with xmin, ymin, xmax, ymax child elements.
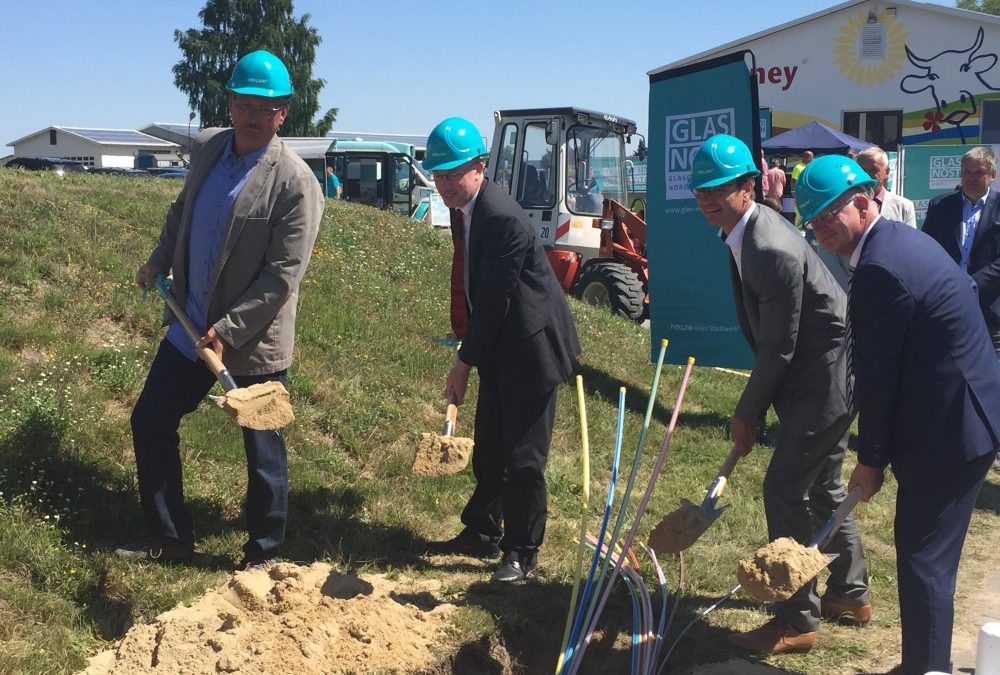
<box><xmin>648</xmin><ymin>499</ymin><xmax>706</xmax><ymax>553</ymax></box>
<box><xmin>736</xmin><ymin>537</ymin><xmax>828</xmax><ymax>602</ymax></box>
<box><xmin>412</xmin><ymin>433</ymin><xmax>473</xmax><ymax>476</ymax></box>
<box><xmin>219</xmin><ymin>381</ymin><xmax>294</xmax><ymax>431</ymax></box>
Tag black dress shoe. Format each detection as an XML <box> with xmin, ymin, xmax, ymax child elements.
<box><xmin>112</xmin><ymin>536</ymin><xmax>193</xmax><ymax>564</ymax></box>
<box><xmin>426</xmin><ymin>529</ymin><xmax>501</xmax><ymax>558</ymax></box>
<box><xmin>491</xmin><ymin>554</ymin><xmax>535</xmax><ymax>583</ymax></box>
<box><xmin>238</xmin><ymin>556</ymin><xmax>277</xmax><ymax>572</ymax></box>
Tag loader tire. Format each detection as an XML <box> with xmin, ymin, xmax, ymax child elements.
<box><xmin>573</xmin><ymin>261</ymin><xmax>645</xmax><ymax>321</ymax></box>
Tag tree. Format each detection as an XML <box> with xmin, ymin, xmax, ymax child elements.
<box><xmin>956</xmin><ymin>0</ymin><xmax>1000</xmax><ymax>14</ymax></box>
<box><xmin>173</xmin><ymin>0</ymin><xmax>338</xmax><ymax>136</ymax></box>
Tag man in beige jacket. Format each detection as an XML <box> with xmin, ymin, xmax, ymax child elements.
<box><xmin>116</xmin><ymin>50</ymin><xmax>322</xmax><ymax>569</ymax></box>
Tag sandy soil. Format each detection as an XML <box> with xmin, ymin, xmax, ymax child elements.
<box><xmin>79</xmin><ymin>562</ymin><xmax>456</xmax><ymax>675</ymax></box>
<box><xmin>649</xmin><ymin>499</ymin><xmax>710</xmax><ymax>554</ymax></box>
<box><xmin>736</xmin><ymin>537</ymin><xmax>828</xmax><ymax>603</ymax></box>
<box><xmin>412</xmin><ymin>432</ymin><xmax>473</xmax><ymax>476</ymax></box>
<box><xmin>222</xmin><ymin>381</ymin><xmax>294</xmax><ymax>430</ymax></box>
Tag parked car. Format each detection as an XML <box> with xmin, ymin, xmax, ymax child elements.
<box><xmin>5</xmin><ymin>157</ymin><xmax>89</xmax><ymax>176</ymax></box>
<box><xmin>88</xmin><ymin>167</ymin><xmax>150</xmax><ymax>177</ymax></box>
<box><xmin>145</xmin><ymin>167</ymin><xmax>188</xmax><ymax>177</ymax></box>
<box><xmin>151</xmin><ymin>169</ymin><xmax>189</xmax><ymax>180</ymax></box>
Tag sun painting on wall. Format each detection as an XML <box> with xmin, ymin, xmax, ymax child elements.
<box><xmin>833</xmin><ymin>8</ymin><xmax>909</xmax><ymax>87</ymax></box>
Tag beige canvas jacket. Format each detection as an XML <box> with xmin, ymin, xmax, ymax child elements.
<box><xmin>147</xmin><ymin>128</ymin><xmax>323</xmax><ymax>375</ymax></box>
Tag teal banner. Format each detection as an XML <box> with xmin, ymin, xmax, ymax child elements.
<box><xmin>647</xmin><ymin>51</ymin><xmax>758</xmax><ymax>367</ymax></box>
<box><xmin>759</xmin><ymin>107</ymin><xmax>772</xmax><ymax>141</ymax></box>
<box><xmin>900</xmin><ymin>145</ymin><xmax>985</xmax><ymax>227</ymax></box>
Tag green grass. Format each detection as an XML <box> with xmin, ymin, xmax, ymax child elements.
<box><xmin>0</xmin><ymin>169</ymin><xmax>996</xmax><ymax>674</ymax></box>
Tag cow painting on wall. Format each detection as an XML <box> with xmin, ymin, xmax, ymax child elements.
<box><xmin>901</xmin><ymin>27</ymin><xmax>1000</xmax><ymax>143</ymax></box>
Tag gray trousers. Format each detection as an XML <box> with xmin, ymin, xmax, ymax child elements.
<box><xmin>763</xmin><ymin>413</ymin><xmax>870</xmax><ymax>633</ymax></box>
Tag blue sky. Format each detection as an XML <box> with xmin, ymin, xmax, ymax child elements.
<box><xmin>3</xmin><ymin>0</ymin><xmax>957</xmax><ymax>152</ymax></box>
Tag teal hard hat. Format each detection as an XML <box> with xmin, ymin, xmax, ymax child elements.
<box><xmin>687</xmin><ymin>134</ymin><xmax>760</xmax><ymax>189</ymax></box>
<box><xmin>423</xmin><ymin>117</ymin><xmax>487</xmax><ymax>172</ymax></box>
<box><xmin>226</xmin><ymin>50</ymin><xmax>293</xmax><ymax>98</ymax></box>
<box><xmin>796</xmin><ymin>155</ymin><xmax>877</xmax><ymax>223</ymax></box>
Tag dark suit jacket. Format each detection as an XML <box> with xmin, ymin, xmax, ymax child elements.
<box><xmin>457</xmin><ymin>180</ymin><xmax>580</xmax><ymax>394</ymax></box>
<box><xmin>730</xmin><ymin>205</ymin><xmax>850</xmax><ymax>435</ymax></box>
<box><xmin>851</xmin><ymin>218</ymin><xmax>1000</xmax><ymax>483</ymax></box>
<box><xmin>922</xmin><ymin>189</ymin><xmax>1000</xmax><ymax>331</ymax></box>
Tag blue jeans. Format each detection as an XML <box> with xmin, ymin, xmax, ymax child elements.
<box><xmin>130</xmin><ymin>339</ymin><xmax>288</xmax><ymax>559</ymax></box>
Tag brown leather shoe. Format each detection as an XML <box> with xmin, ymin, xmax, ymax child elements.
<box><xmin>821</xmin><ymin>597</ymin><xmax>872</xmax><ymax>627</ymax></box>
<box><xmin>728</xmin><ymin>618</ymin><xmax>817</xmax><ymax>654</ymax></box>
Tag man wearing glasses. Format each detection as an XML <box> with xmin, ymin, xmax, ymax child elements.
<box><xmin>797</xmin><ymin>155</ymin><xmax>1000</xmax><ymax>675</ymax></box>
<box><xmin>118</xmin><ymin>50</ymin><xmax>323</xmax><ymax>570</ymax></box>
<box><xmin>422</xmin><ymin>117</ymin><xmax>580</xmax><ymax>583</ymax></box>
<box><xmin>689</xmin><ymin>135</ymin><xmax>869</xmax><ymax>655</ymax></box>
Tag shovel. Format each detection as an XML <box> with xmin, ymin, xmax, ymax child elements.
<box><xmin>412</xmin><ymin>396</ymin><xmax>473</xmax><ymax>476</ymax></box>
<box><xmin>648</xmin><ymin>445</ymin><xmax>741</xmax><ymax>554</ymax></box>
<box><xmin>737</xmin><ymin>486</ymin><xmax>863</xmax><ymax>602</ymax></box>
<box><xmin>154</xmin><ymin>274</ymin><xmax>294</xmax><ymax>431</ymax></box>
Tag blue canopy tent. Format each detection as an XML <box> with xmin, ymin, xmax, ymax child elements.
<box><xmin>761</xmin><ymin>121</ymin><xmax>877</xmax><ymax>155</ymax></box>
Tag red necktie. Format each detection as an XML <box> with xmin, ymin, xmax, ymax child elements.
<box><xmin>450</xmin><ymin>209</ymin><xmax>469</xmax><ymax>339</ymax></box>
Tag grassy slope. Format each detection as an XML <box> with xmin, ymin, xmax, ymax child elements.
<box><xmin>0</xmin><ymin>170</ymin><xmax>997</xmax><ymax>674</ymax></box>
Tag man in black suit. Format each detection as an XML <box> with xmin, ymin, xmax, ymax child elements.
<box><xmin>923</xmin><ymin>146</ymin><xmax>1000</xmax><ymax>357</ymax></box>
<box><xmin>798</xmin><ymin>155</ymin><xmax>1000</xmax><ymax>675</ymax></box>
<box><xmin>422</xmin><ymin>117</ymin><xmax>581</xmax><ymax>583</ymax></box>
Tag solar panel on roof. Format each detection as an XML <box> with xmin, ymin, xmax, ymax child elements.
<box><xmin>61</xmin><ymin>128</ymin><xmax>175</xmax><ymax>145</ymax></box>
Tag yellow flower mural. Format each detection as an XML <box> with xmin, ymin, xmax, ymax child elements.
<box><xmin>834</xmin><ymin>9</ymin><xmax>909</xmax><ymax>87</ymax></box>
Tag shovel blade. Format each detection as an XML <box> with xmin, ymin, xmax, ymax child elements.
<box><xmin>649</xmin><ymin>499</ymin><xmax>729</xmax><ymax>554</ymax></box>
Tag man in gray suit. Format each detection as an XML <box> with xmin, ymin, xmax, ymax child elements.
<box><xmin>689</xmin><ymin>135</ymin><xmax>869</xmax><ymax>655</ymax></box>
<box><xmin>116</xmin><ymin>50</ymin><xmax>323</xmax><ymax>569</ymax></box>
<box><xmin>857</xmin><ymin>146</ymin><xmax>916</xmax><ymax>227</ymax></box>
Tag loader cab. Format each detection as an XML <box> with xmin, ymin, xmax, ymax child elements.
<box><xmin>488</xmin><ymin>107</ymin><xmax>635</xmax><ymax>260</ymax></box>
<box><xmin>325</xmin><ymin>140</ymin><xmax>431</xmax><ymax>216</ymax></box>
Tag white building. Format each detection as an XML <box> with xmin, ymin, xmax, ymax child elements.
<box><xmin>140</xmin><ymin>122</ymin><xmax>201</xmax><ymax>156</ymax></box>
<box><xmin>654</xmin><ymin>0</ymin><xmax>1000</xmax><ymax>150</ymax></box>
<box><xmin>7</xmin><ymin>127</ymin><xmax>181</xmax><ymax>168</ymax></box>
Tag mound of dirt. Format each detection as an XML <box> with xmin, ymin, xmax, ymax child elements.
<box><xmin>736</xmin><ymin>537</ymin><xmax>828</xmax><ymax>602</ymax></box>
<box><xmin>80</xmin><ymin>562</ymin><xmax>456</xmax><ymax>674</ymax></box>
<box><xmin>412</xmin><ymin>432</ymin><xmax>473</xmax><ymax>476</ymax></box>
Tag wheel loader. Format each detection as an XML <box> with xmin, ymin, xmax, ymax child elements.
<box><xmin>486</xmin><ymin>107</ymin><xmax>649</xmax><ymax>321</ymax></box>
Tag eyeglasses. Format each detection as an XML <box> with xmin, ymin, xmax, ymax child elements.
<box><xmin>691</xmin><ymin>181</ymin><xmax>741</xmax><ymax>200</ymax></box>
<box><xmin>230</xmin><ymin>99</ymin><xmax>287</xmax><ymax>116</ymax></box>
<box><xmin>805</xmin><ymin>194</ymin><xmax>858</xmax><ymax>229</ymax></box>
<box><xmin>432</xmin><ymin>161</ymin><xmax>480</xmax><ymax>184</ymax></box>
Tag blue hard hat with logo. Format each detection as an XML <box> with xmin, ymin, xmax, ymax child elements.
<box><xmin>226</xmin><ymin>50</ymin><xmax>293</xmax><ymax>98</ymax></box>
<box><xmin>423</xmin><ymin>117</ymin><xmax>488</xmax><ymax>172</ymax></box>
<box><xmin>796</xmin><ymin>155</ymin><xmax>877</xmax><ymax>223</ymax></box>
<box><xmin>688</xmin><ymin>134</ymin><xmax>760</xmax><ymax>189</ymax></box>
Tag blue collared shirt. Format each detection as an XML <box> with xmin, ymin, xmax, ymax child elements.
<box><xmin>960</xmin><ymin>188</ymin><xmax>989</xmax><ymax>271</ymax></box>
<box><xmin>167</xmin><ymin>138</ymin><xmax>268</xmax><ymax>360</ymax></box>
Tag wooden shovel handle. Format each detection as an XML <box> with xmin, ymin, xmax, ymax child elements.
<box><xmin>717</xmin><ymin>445</ymin><xmax>741</xmax><ymax>481</ymax></box>
<box><xmin>812</xmin><ymin>486</ymin><xmax>864</xmax><ymax>550</ymax></box>
<box><xmin>157</xmin><ymin>278</ymin><xmax>237</xmax><ymax>391</ymax></box>
<box><xmin>701</xmin><ymin>445</ymin><xmax>742</xmax><ymax>506</ymax></box>
<box><xmin>445</xmin><ymin>403</ymin><xmax>458</xmax><ymax>429</ymax></box>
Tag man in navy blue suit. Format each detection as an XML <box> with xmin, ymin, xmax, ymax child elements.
<box><xmin>797</xmin><ymin>155</ymin><xmax>1000</xmax><ymax>675</ymax></box>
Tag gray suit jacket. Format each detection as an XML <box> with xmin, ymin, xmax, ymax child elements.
<box><xmin>880</xmin><ymin>191</ymin><xmax>916</xmax><ymax>227</ymax></box>
<box><xmin>147</xmin><ymin>128</ymin><xmax>323</xmax><ymax>375</ymax></box>
<box><xmin>731</xmin><ymin>205</ymin><xmax>850</xmax><ymax>435</ymax></box>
